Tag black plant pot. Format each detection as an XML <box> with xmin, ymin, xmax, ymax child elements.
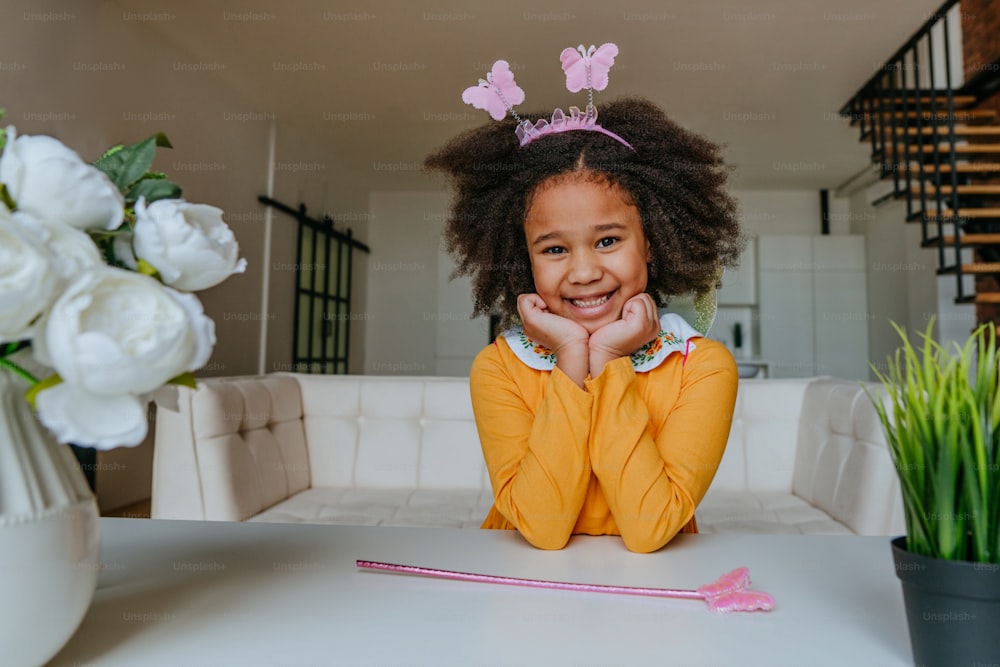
<box><xmin>891</xmin><ymin>536</ymin><xmax>1000</xmax><ymax>666</ymax></box>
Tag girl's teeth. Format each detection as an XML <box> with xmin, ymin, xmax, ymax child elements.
<box><xmin>571</xmin><ymin>294</ymin><xmax>610</xmax><ymax>308</ymax></box>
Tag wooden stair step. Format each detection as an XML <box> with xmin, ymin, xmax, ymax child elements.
<box><xmin>909</xmin><ymin>185</ymin><xmax>1000</xmax><ymax>195</ymax></box>
<box><xmin>881</xmin><ymin>125</ymin><xmax>1000</xmax><ymax>137</ymax></box>
<box><xmin>922</xmin><ymin>208</ymin><xmax>1000</xmax><ymax>219</ymax></box>
<box><xmin>896</xmin><ymin>163</ymin><xmax>1000</xmax><ymax>173</ymax></box>
<box><xmin>962</xmin><ymin>263</ymin><xmax>1000</xmax><ymax>274</ymax></box>
<box><xmin>851</xmin><ymin>109</ymin><xmax>997</xmax><ymax>124</ymax></box>
<box><xmin>873</xmin><ymin>94</ymin><xmax>977</xmax><ymax>106</ymax></box>
<box><xmin>974</xmin><ymin>292</ymin><xmax>1000</xmax><ymax>304</ymax></box>
<box><xmin>928</xmin><ymin>234</ymin><xmax>1000</xmax><ymax>246</ymax></box>
<box><xmin>893</xmin><ymin>143</ymin><xmax>1000</xmax><ymax>153</ymax></box>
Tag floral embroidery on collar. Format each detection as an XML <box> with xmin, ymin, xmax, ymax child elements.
<box><xmin>502</xmin><ymin>313</ymin><xmax>701</xmax><ymax>372</ymax></box>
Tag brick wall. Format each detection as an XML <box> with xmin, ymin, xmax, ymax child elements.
<box><xmin>961</xmin><ymin>0</ymin><xmax>999</xmax><ymax>124</ymax></box>
<box><xmin>962</xmin><ymin>0</ymin><xmax>1000</xmax><ymax>324</ymax></box>
<box><xmin>961</xmin><ymin>0</ymin><xmax>1000</xmax><ymax>81</ymax></box>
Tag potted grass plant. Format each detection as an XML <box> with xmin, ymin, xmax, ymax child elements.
<box><xmin>868</xmin><ymin>319</ymin><xmax>999</xmax><ymax>666</ymax></box>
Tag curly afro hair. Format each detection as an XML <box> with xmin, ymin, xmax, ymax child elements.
<box><xmin>424</xmin><ymin>97</ymin><xmax>744</xmax><ymax>328</ymax></box>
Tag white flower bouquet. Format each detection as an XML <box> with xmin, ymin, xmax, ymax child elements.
<box><xmin>0</xmin><ymin>117</ymin><xmax>246</xmax><ymax>449</ymax></box>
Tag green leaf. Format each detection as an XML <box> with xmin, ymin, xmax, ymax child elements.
<box><xmin>0</xmin><ymin>183</ymin><xmax>15</xmax><ymax>211</ymax></box>
<box><xmin>167</xmin><ymin>372</ymin><xmax>197</xmax><ymax>389</ymax></box>
<box><xmin>96</xmin><ymin>143</ymin><xmax>124</xmax><ymax>161</ymax></box>
<box><xmin>93</xmin><ymin>135</ymin><xmax>158</xmax><ymax>191</ymax></box>
<box><xmin>153</xmin><ymin>132</ymin><xmax>172</xmax><ymax>149</ymax></box>
<box><xmin>868</xmin><ymin>318</ymin><xmax>1000</xmax><ymax>563</ymax></box>
<box><xmin>126</xmin><ymin>178</ymin><xmax>181</xmax><ymax>204</ymax></box>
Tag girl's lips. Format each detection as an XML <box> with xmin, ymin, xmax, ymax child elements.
<box><xmin>565</xmin><ymin>289</ymin><xmax>617</xmax><ymax>313</ymax></box>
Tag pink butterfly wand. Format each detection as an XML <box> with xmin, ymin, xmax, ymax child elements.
<box><xmin>357</xmin><ymin>561</ymin><xmax>774</xmax><ymax>613</ymax></box>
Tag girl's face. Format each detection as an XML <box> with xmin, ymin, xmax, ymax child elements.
<box><xmin>524</xmin><ymin>176</ymin><xmax>650</xmax><ymax>334</ymax></box>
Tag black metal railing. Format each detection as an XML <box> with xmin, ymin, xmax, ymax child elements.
<box><xmin>840</xmin><ymin>0</ymin><xmax>971</xmax><ymax>299</ymax></box>
<box><xmin>259</xmin><ymin>196</ymin><xmax>370</xmax><ymax>374</ymax></box>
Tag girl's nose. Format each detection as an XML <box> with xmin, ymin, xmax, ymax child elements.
<box><xmin>568</xmin><ymin>251</ymin><xmax>602</xmax><ymax>283</ymax></box>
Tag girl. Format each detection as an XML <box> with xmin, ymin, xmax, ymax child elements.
<box><xmin>424</xmin><ymin>46</ymin><xmax>743</xmax><ymax>553</ymax></box>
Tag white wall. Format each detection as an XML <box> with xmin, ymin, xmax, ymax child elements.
<box><xmin>366</xmin><ymin>191</ymin><xmax>489</xmax><ymax>376</ymax></box>
<box><xmin>847</xmin><ymin>185</ymin><xmax>975</xmax><ymax>375</ymax></box>
<box><xmin>0</xmin><ymin>0</ymin><xmax>358</xmax><ymax>510</ymax></box>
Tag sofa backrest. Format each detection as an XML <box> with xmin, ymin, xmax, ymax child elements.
<box><xmin>710</xmin><ymin>376</ymin><xmax>904</xmax><ymax>536</ymax></box>
<box><xmin>153</xmin><ymin>372</ymin><xmax>903</xmax><ymax>535</ymax></box>
<box><xmin>289</xmin><ymin>373</ymin><xmax>489</xmax><ymax>492</ymax></box>
<box><xmin>152</xmin><ymin>374</ymin><xmax>309</xmax><ymax>521</ymax></box>
<box><xmin>711</xmin><ymin>378</ymin><xmax>811</xmax><ymax>494</ymax></box>
<box><xmin>792</xmin><ymin>378</ymin><xmax>904</xmax><ymax>535</ymax></box>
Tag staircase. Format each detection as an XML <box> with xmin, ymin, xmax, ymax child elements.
<box><xmin>839</xmin><ymin>0</ymin><xmax>1000</xmax><ymax>312</ymax></box>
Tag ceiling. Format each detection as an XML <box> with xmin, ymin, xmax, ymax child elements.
<box><xmin>113</xmin><ymin>0</ymin><xmax>948</xmax><ymax>191</ymax></box>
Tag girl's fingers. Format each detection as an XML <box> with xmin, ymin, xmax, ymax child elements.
<box><xmin>518</xmin><ymin>293</ymin><xmax>547</xmax><ymax>314</ymax></box>
<box><xmin>642</xmin><ymin>294</ymin><xmax>657</xmax><ymax>322</ymax></box>
<box><xmin>623</xmin><ymin>293</ymin><xmax>657</xmax><ymax>325</ymax></box>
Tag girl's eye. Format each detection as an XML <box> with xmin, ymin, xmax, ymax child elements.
<box><xmin>597</xmin><ymin>237</ymin><xmax>619</xmax><ymax>248</ymax></box>
<box><xmin>542</xmin><ymin>246</ymin><xmax>566</xmax><ymax>255</ymax></box>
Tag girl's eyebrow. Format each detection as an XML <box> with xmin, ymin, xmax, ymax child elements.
<box><xmin>593</xmin><ymin>222</ymin><xmax>627</xmax><ymax>232</ymax></box>
<box><xmin>530</xmin><ymin>231</ymin><xmax>562</xmax><ymax>246</ymax></box>
<box><xmin>531</xmin><ymin>222</ymin><xmax>627</xmax><ymax>246</ymax></box>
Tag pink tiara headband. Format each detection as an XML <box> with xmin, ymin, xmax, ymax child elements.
<box><xmin>462</xmin><ymin>42</ymin><xmax>635</xmax><ymax>152</ymax></box>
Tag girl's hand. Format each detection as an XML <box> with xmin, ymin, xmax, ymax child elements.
<box><xmin>518</xmin><ymin>293</ymin><xmax>590</xmax><ymax>387</ymax></box>
<box><xmin>517</xmin><ymin>293</ymin><xmax>589</xmax><ymax>353</ymax></box>
<box><xmin>588</xmin><ymin>294</ymin><xmax>660</xmax><ymax>375</ymax></box>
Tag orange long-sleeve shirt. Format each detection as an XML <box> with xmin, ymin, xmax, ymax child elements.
<box><xmin>470</xmin><ymin>335</ymin><xmax>738</xmax><ymax>553</ymax></box>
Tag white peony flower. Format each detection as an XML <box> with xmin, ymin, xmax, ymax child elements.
<box><xmin>0</xmin><ymin>209</ymin><xmax>63</xmax><ymax>343</ymax></box>
<box><xmin>0</xmin><ymin>126</ymin><xmax>124</xmax><ymax>231</ymax></box>
<box><xmin>34</xmin><ymin>384</ymin><xmax>149</xmax><ymax>449</ymax></box>
<box><xmin>112</xmin><ymin>230</ymin><xmax>138</xmax><ymax>270</ymax></box>
<box><xmin>34</xmin><ymin>267</ymin><xmax>216</xmax><ymax>396</ymax></box>
<box><xmin>133</xmin><ymin>197</ymin><xmax>247</xmax><ymax>291</ymax></box>
<box><xmin>12</xmin><ymin>211</ymin><xmax>104</xmax><ymax>279</ymax></box>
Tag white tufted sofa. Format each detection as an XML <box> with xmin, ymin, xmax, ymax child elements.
<box><xmin>151</xmin><ymin>374</ymin><xmax>905</xmax><ymax>536</ymax></box>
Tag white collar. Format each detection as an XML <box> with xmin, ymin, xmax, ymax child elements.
<box><xmin>501</xmin><ymin>313</ymin><xmax>701</xmax><ymax>373</ymax></box>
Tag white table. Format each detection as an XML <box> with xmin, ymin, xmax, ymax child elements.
<box><xmin>48</xmin><ymin>518</ymin><xmax>913</xmax><ymax>666</ymax></box>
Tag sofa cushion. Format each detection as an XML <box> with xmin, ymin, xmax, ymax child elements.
<box><xmin>697</xmin><ymin>491</ymin><xmax>853</xmax><ymax>534</ymax></box>
<box><xmin>248</xmin><ymin>487</ymin><xmax>496</xmax><ymax>529</ymax></box>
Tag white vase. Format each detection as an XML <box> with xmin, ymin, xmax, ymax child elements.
<box><xmin>0</xmin><ymin>371</ymin><xmax>100</xmax><ymax>667</ymax></box>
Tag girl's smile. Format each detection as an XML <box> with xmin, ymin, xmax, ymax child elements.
<box><xmin>524</xmin><ymin>176</ymin><xmax>650</xmax><ymax>334</ymax></box>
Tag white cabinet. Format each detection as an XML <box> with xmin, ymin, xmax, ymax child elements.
<box><xmin>758</xmin><ymin>236</ymin><xmax>815</xmax><ymax>377</ymax></box>
<box><xmin>812</xmin><ymin>237</ymin><xmax>870</xmax><ymax>380</ymax></box>
<box><xmin>758</xmin><ymin>235</ymin><xmax>869</xmax><ymax>380</ymax></box>
<box><xmin>717</xmin><ymin>237</ymin><xmax>756</xmax><ymax>305</ymax></box>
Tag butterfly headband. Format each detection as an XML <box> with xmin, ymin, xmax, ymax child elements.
<box><xmin>462</xmin><ymin>43</ymin><xmax>635</xmax><ymax>151</ymax></box>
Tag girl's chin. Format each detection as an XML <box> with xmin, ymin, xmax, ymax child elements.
<box><xmin>573</xmin><ymin>312</ymin><xmax>623</xmax><ymax>334</ymax></box>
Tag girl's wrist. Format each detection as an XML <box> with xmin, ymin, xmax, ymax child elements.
<box><xmin>554</xmin><ymin>342</ymin><xmax>590</xmax><ymax>388</ymax></box>
<box><xmin>588</xmin><ymin>347</ymin><xmax>622</xmax><ymax>379</ymax></box>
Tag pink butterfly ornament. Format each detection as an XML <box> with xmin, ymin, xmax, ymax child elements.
<box><xmin>462</xmin><ymin>60</ymin><xmax>525</xmax><ymax>121</ymax></box>
<box><xmin>708</xmin><ymin>591</ymin><xmax>776</xmax><ymax>614</ymax></box>
<box><xmin>696</xmin><ymin>567</ymin><xmax>775</xmax><ymax>614</ymax></box>
<box><xmin>560</xmin><ymin>42</ymin><xmax>619</xmax><ymax>93</ymax></box>
<box><xmin>696</xmin><ymin>566</ymin><xmax>751</xmax><ymax>599</ymax></box>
